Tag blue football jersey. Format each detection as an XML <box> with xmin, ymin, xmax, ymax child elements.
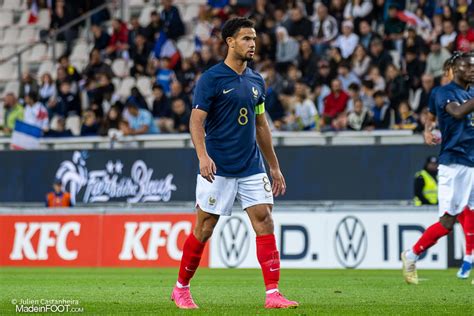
<box><xmin>435</xmin><ymin>82</ymin><xmax>474</xmax><ymax>167</ymax></box>
<box><xmin>192</xmin><ymin>62</ymin><xmax>266</xmax><ymax>177</ymax></box>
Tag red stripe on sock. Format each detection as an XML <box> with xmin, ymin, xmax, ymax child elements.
<box><xmin>413</xmin><ymin>222</ymin><xmax>450</xmax><ymax>255</ymax></box>
<box><xmin>256</xmin><ymin>234</ymin><xmax>280</xmax><ymax>291</ymax></box>
<box><xmin>178</xmin><ymin>233</ymin><xmax>206</xmax><ymax>286</ymax></box>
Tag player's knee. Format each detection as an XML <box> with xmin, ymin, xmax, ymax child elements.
<box><xmin>439</xmin><ymin>215</ymin><xmax>456</xmax><ymax>230</ymax></box>
<box><xmin>194</xmin><ymin>222</ymin><xmax>216</xmax><ymax>242</ymax></box>
<box><xmin>255</xmin><ymin>213</ymin><xmax>274</xmax><ymax>235</ymax></box>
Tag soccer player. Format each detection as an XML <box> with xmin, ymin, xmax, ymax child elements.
<box><xmin>170</xmin><ymin>18</ymin><xmax>299</xmax><ymax>309</ymax></box>
<box><xmin>424</xmin><ymin>54</ymin><xmax>474</xmax><ymax>279</ymax></box>
<box><xmin>402</xmin><ymin>51</ymin><xmax>474</xmax><ymax>285</ymax></box>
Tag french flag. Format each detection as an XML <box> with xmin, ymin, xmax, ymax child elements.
<box><xmin>154</xmin><ymin>31</ymin><xmax>181</xmax><ymax>69</ymax></box>
<box><xmin>28</xmin><ymin>0</ymin><xmax>39</xmax><ymax>24</ymax></box>
<box><xmin>396</xmin><ymin>10</ymin><xmax>426</xmax><ymax>28</ymax></box>
<box><xmin>10</xmin><ymin>120</ymin><xmax>42</xmax><ymax>150</ymax></box>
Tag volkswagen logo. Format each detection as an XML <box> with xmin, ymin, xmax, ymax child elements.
<box><xmin>218</xmin><ymin>216</ymin><xmax>250</xmax><ymax>268</ymax></box>
<box><xmin>334</xmin><ymin>216</ymin><xmax>367</xmax><ymax>268</ymax></box>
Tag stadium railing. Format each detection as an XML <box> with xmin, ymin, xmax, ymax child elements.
<box><xmin>0</xmin><ymin>130</ymin><xmax>423</xmax><ymax>150</ymax></box>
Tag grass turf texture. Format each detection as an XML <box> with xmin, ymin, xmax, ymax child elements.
<box><xmin>0</xmin><ymin>268</ymin><xmax>472</xmax><ymax>315</ymax></box>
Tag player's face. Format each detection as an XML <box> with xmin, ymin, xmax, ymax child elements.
<box><xmin>457</xmin><ymin>57</ymin><xmax>474</xmax><ymax>84</ymax></box>
<box><xmin>231</xmin><ymin>28</ymin><xmax>256</xmax><ymax>62</ymax></box>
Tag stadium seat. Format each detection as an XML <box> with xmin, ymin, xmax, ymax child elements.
<box><xmin>0</xmin><ymin>11</ymin><xmax>14</xmax><ymax>27</ymax></box>
<box><xmin>37</xmin><ymin>9</ymin><xmax>51</xmax><ymax>29</ymax></box>
<box><xmin>45</xmin><ymin>42</ymin><xmax>66</xmax><ymax>60</ymax></box>
<box><xmin>0</xmin><ymin>62</ymin><xmax>18</xmax><ymax>81</ymax></box>
<box><xmin>112</xmin><ymin>77</ymin><xmax>121</xmax><ymax>92</ymax></box>
<box><xmin>1</xmin><ymin>27</ymin><xmax>20</xmax><ymax>46</ymax></box>
<box><xmin>390</xmin><ymin>50</ymin><xmax>401</xmax><ymax>70</ymax></box>
<box><xmin>70</xmin><ymin>41</ymin><xmax>90</xmax><ymax>63</ymax></box>
<box><xmin>27</xmin><ymin>43</ymin><xmax>48</xmax><ymax>63</ymax></box>
<box><xmin>65</xmin><ymin>115</ymin><xmax>81</xmax><ymax>136</ymax></box>
<box><xmin>2</xmin><ymin>0</ymin><xmax>23</xmax><ymax>10</ymax></box>
<box><xmin>136</xmin><ymin>76</ymin><xmax>152</xmax><ymax>97</ymax></box>
<box><xmin>0</xmin><ymin>45</ymin><xmax>16</xmax><ymax>62</ymax></box>
<box><xmin>177</xmin><ymin>38</ymin><xmax>195</xmax><ymax>59</ymax></box>
<box><xmin>2</xmin><ymin>80</ymin><xmax>19</xmax><ymax>97</ymax></box>
<box><xmin>118</xmin><ymin>77</ymin><xmax>136</xmax><ymax>99</ymax></box>
<box><xmin>111</xmin><ymin>58</ymin><xmax>130</xmax><ymax>78</ymax></box>
<box><xmin>37</xmin><ymin>60</ymin><xmax>55</xmax><ymax>78</ymax></box>
<box><xmin>16</xmin><ymin>28</ymin><xmax>38</xmax><ymax>45</ymax></box>
<box><xmin>129</xmin><ymin>0</ymin><xmax>145</xmax><ymax>7</ymax></box>
<box><xmin>139</xmin><ymin>6</ymin><xmax>159</xmax><ymax>27</ymax></box>
<box><xmin>183</xmin><ymin>4</ymin><xmax>199</xmax><ymax>23</ymax></box>
<box><xmin>17</xmin><ymin>10</ymin><xmax>30</xmax><ymax>26</ymax></box>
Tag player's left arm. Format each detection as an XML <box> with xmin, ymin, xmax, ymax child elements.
<box><xmin>256</xmin><ymin>113</ymin><xmax>286</xmax><ymax>197</ymax></box>
<box><xmin>445</xmin><ymin>98</ymin><xmax>474</xmax><ymax>120</ymax></box>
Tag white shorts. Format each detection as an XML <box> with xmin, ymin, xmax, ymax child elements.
<box><xmin>196</xmin><ymin>172</ymin><xmax>274</xmax><ymax>216</ymax></box>
<box><xmin>438</xmin><ymin>164</ymin><xmax>474</xmax><ymax>217</ymax></box>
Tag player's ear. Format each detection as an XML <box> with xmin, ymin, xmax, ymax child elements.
<box><xmin>226</xmin><ymin>36</ymin><xmax>235</xmax><ymax>48</ymax></box>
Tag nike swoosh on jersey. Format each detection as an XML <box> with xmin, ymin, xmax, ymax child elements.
<box><xmin>223</xmin><ymin>88</ymin><xmax>235</xmax><ymax>94</ymax></box>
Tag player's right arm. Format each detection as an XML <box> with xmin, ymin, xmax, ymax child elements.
<box><xmin>191</xmin><ymin>72</ymin><xmax>216</xmax><ymax>183</ymax></box>
<box><xmin>190</xmin><ymin>109</ymin><xmax>216</xmax><ymax>183</ymax></box>
<box><xmin>423</xmin><ymin>112</ymin><xmax>440</xmax><ymax>145</ymax></box>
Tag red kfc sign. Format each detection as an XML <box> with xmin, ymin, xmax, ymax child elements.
<box><xmin>0</xmin><ymin>214</ymin><xmax>208</xmax><ymax>267</ymax></box>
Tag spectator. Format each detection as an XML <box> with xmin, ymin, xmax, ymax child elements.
<box><xmin>395</xmin><ymin>100</ymin><xmax>418</xmax><ymax>131</ymax></box>
<box><xmin>24</xmin><ymin>91</ymin><xmax>49</xmax><ymax>131</ymax></box>
<box><xmin>54</xmin><ymin>81</ymin><xmax>82</xmax><ymax>118</ymax></box>
<box><xmin>360</xmin><ymin>79</ymin><xmax>375</xmax><ymax>108</ymax></box>
<box><xmin>38</xmin><ymin>73</ymin><xmax>56</xmax><ymax>106</ymax></box>
<box><xmin>337</xmin><ymin>62</ymin><xmax>361</xmax><ymax>91</ymax></box>
<box><xmin>46</xmin><ymin>179</ymin><xmax>73</xmax><ymax>208</ymax></box>
<box><xmin>19</xmin><ymin>72</ymin><xmax>39</xmax><ymax>103</ymax></box>
<box><xmin>358</xmin><ymin>20</ymin><xmax>375</xmax><ymax>50</ymax></box>
<box><xmin>83</xmin><ymin>48</ymin><xmax>114</xmax><ymax>83</ymax></box>
<box><xmin>424</xmin><ymin>39</ymin><xmax>451</xmax><ymax>82</ymax></box>
<box><xmin>99</xmin><ymin>105</ymin><xmax>127</xmax><ymax>137</ymax></box>
<box><xmin>106</xmin><ymin>18</ymin><xmax>129</xmax><ymax>59</ymax></box>
<box><xmin>87</xmin><ymin>73</ymin><xmax>115</xmax><ymax>112</ymax></box>
<box><xmin>44</xmin><ymin>116</ymin><xmax>73</xmax><ymax>137</ymax></box>
<box><xmin>372</xmin><ymin>90</ymin><xmax>392</xmax><ymax>129</ymax></box>
<box><xmin>2</xmin><ymin>93</ymin><xmax>24</xmax><ymax>135</ymax></box>
<box><xmin>347</xmin><ymin>98</ymin><xmax>374</xmax><ymax>131</ymax></box>
<box><xmin>351</xmin><ymin>44</ymin><xmax>371</xmax><ymax>78</ymax></box>
<box><xmin>369</xmin><ymin>37</ymin><xmax>393</xmax><ymax>76</ymax></box>
<box><xmin>46</xmin><ymin>0</ymin><xmax>78</xmax><ymax>55</ymax></box>
<box><xmin>151</xmin><ymin>84</ymin><xmax>173</xmax><ymax>132</ymax></box>
<box><xmin>404</xmin><ymin>48</ymin><xmax>425</xmax><ymax>90</ymax></box>
<box><xmin>285</xmin><ymin>6</ymin><xmax>313</xmax><ymax>41</ymax></box>
<box><xmin>175</xmin><ymin>58</ymin><xmax>197</xmax><ymax>94</ymax></box>
<box><xmin>293</xmin><ymin>80</ymin><xmax>318</xmax><ymax>130</ymax></box>
<box><xmin>169</xmin><ymin>80</ymin><xmax>191</xmax><ymax>109</ymax></box>
<box><xmin>413</xmin><ymin>156</ymin><xmax>438</xmax><ymax>206</ymax></box>
<box><xmin>334</xmin><ymin>20</ymin><xmax>359</xmax><ymax>59</ymax></box>
<box><xmin>322</xmin><ymin>78</ymin><xmax>349</xmax><ymax>126</ymax></box>
<box><xmin>58</xmin><ymin>55</ymin><xmax>81</xmax><ymax>83</ymax></box>
<box><xmin>80</xmin><ymin>110</ymin><xmax>100</xmax><ymax>136</ymax></box>
<box><xmin>328</xmin><ymin>46</ymin><xmax>344</xmax><ymax>79</ymax></box>
<box><xmin>144</xmin><ymin>11</ymin><xmax>163</xmax><ymax>43</ymax></box>
<box><xmin>155</xmin><ymin>57</ymin><xmax>177</xmax><ymax>95</ymax></box>
<box><xmin>439</xmin><ymin>20</ymin><xmax>457</xmax><ymax>51</ymax></box>
<box><xmin>276</xmin><ymin>26</ymin><xmax>299</xmax><ymax>72</ymax></box>
<box><xmin>126</xmin><ymin>87</ymin><xmax>149</xmax><ymax>110</ymax></box>
<box><xmin>411</xmin><ymin>73</ymin><xmax>435</xmax><ymax>115</ymax></box>
<box><xmin>91</xmin><ymin>24</ymin><xmax>111</xmax><ymax>52</ymax></box>
<box><xmin>455</xmin><ymin>19</ymin><xmax>474</xmax><ymax>52</ymax></box>
<box><xmin>124</xmin><ymin>102</ymin><xmax>159</xmax><ymax>135</ymax></box>
<box><xmin>130</xmin><ymin>34</ymin><xmax>152</xmax><ymax>77</ymax></box>
<box><xmin>384</xmin><ymin>4</ymin><xmax>406</xmax><ymax>53</ymax></box>
<box><xmin>199</xmin><ymin>45</ymin><xmax>218</xmax><ymax>72</ymax></box>
<box><xmin>161</xmin><ymin>0</ymin><xmax>185</xmax><ymax>40</ymax></box>
<box><xmin>297</xmin><ymin>39</ymin><xmax>319</xmax><ymax>83</ymax></box>
<box><xmin>128</xmin><ymin>16</ymin><xmax>146</xmax><ymax>50</ymax></box>
<box><xmin>413</xmin><ymin>7</ymin><xmax>433</xmax><ymax>43</ymax></box>
<box><xmin>385</xmin><ymin>64</ymin><xmax>409</xmax><ymax>109</ymax></box>
<box><xmin>171</xmin><ymin>98</ymin><xmax>190</xmax><ymax>133</ymax></box>
<box><xmin>343</xmin><ymin>0</ymin><xmax>373</xmax><ymax>30</ymax></box>
<box><xmin>311</xmin><ymin>3</ymin><xmax>338</xmax><ymax>55</ymax></box>
<box><xmin>366</xmin><ymin>65</ymin><xmax>386</xmax><ymax>92</ymax></box>
<box><xmin>403</xmin><ymin>27</ymin><xmax>425</xmax><ymax>57</ymax></box>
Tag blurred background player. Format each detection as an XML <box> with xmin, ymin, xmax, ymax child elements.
<box><xmin>425</xmin><ymin>53</ymin><xmax>474</xmax><ymax>279</ymax></box>
<box><xmin>171</xmin><ymin>18</ymin><xmax>298</xmax><ymax>309</ymax></box>
<box><xmin>46</xmin><ymin>179</ymin><xmax>73</xmax><ymax>208</ymax></box>
<box><xmin>402</xmin><ymin>51</ymin><xmax>474</xmax><ymax>285</ymax></box>
<box><xmin>413</xmin><ymin>156</ymin><xmax>438</xmax><ymax>206</ymax></box>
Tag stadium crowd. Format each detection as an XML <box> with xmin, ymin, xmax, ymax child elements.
<box><xmin>2</xmin><ymin>0</ymin><xmax>474</xmax><ymax>137</ymax></box>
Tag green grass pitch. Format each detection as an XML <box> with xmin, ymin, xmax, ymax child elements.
<box><xmin>0</xmin><ymin>268</ymin><xmax>472</xmax><ymax>315</ymax></box>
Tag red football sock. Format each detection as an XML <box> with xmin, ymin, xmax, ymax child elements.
<box><xmin>462</xmin><ymin>208</ymin><xmax>474</xmax><ymax>256</ymax></box>
<box><xmin>413</xmin><ymin>222</ymin><xmax>450</xmax><ymax>255</ymax></box>
<box><xmin>177</xmin><ymin>233</ymin><xmax>206</xmax><ymax>286</ymax></box>
<box><xmin>256</xmin><ymin>234</ymin><xmax>280</xmax><ymax>291</ymax></box>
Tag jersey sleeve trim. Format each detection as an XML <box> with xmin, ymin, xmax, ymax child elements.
<box><xmin>255</xmin><ymin>102</ymin><xmax>265</xmax><ymax>115</ymax></box>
